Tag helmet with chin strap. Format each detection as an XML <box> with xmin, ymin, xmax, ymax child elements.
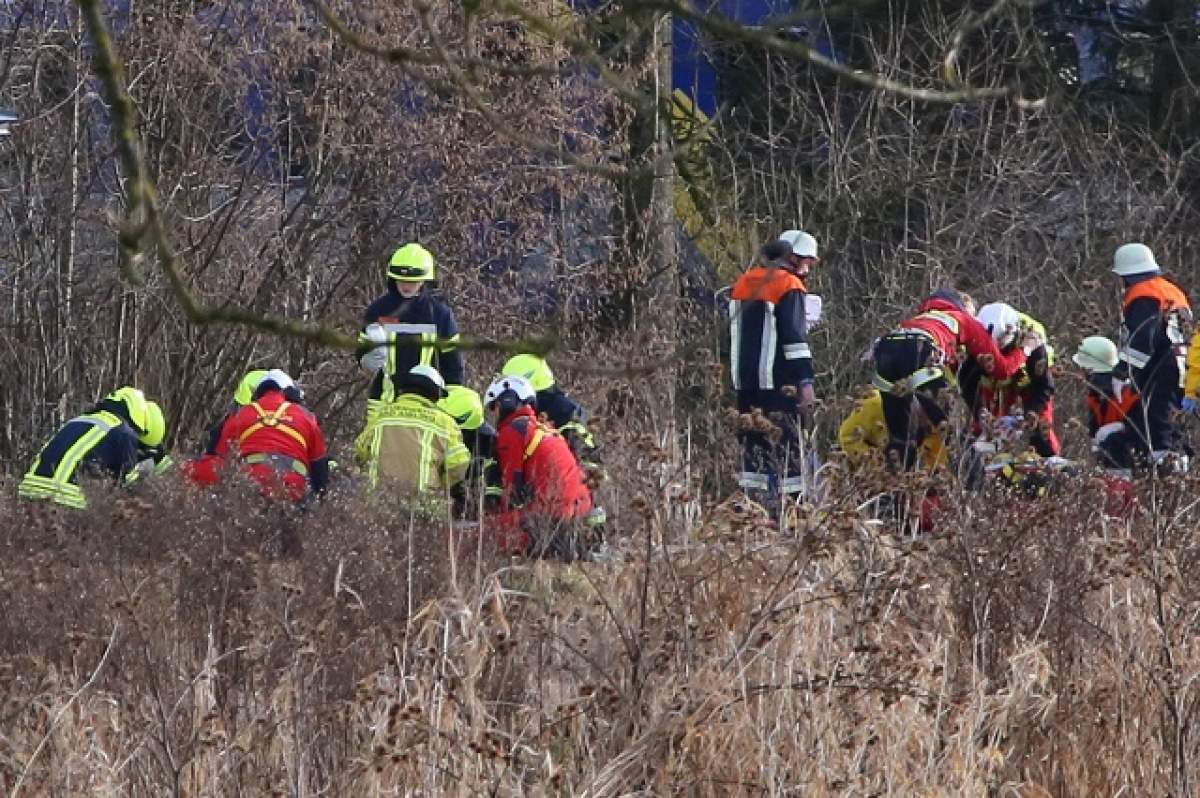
<box><xmin>484</xmin><ymin>375</ymin><xmax>536</xmax><ymax>421</ymax></box>
<box><xmin>976</xmin><ymin>302</ymin><xmax>1022</xmax><ymax>349</ymax></box>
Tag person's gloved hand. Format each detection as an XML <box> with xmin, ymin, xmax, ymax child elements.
<box><xmin>358</xmin><ymin>324</ymin><xmax>389</xmax><ymax>374</ymax></box>
<box><xmin>1021</xmin><ymin>329</ymin><xmax>1044</xmax><ymax>356</ymax></box>
<box><xmin>1183</xmin><ymin>396</ymin><xmax>1200</xmax><ymax>415</ymax></box>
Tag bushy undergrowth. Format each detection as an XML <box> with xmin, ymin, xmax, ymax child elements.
<box><xmin>5</xmin><ymin>442</ymin><xmax>1200</xmax><ymax>795</ymax></box>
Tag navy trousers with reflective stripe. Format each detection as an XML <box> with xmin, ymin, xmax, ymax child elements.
<box><xmin>1129</xmin><ymin>356</ymin><xmax>1186</xmax><ymax>455</ymax></box>
<box><xmin>736</xmin><ymin>390</ymin><xmax>802</xmax><ymax>497</ymax></box>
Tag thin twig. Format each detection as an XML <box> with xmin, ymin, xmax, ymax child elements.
<box><xmin>9</xmin><ymin>622</ymin><xmax>120</xmax><ymax>798</ymax></box>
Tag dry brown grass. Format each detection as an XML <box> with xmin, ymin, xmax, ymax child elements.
<box><xmin>4</xmin><ymin>433</ymin><xmax>1200</xmax><ymax>796</ymax></box>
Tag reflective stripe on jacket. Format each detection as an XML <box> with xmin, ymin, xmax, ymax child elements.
<box><xmin>355</xmin><ymin>393</ymin><xmax>470</xmax><ymax>493</ymax></box>
<box><xmin>19</xmin><ymin>411</ymin><xmax>136</xmax><ymax>509</ymax></box>
<box><xmin>1119</xmin><ymin>275</ymin><xmax>1191</xmax><ymax>384</ymax></box>
<box><xmin>359</xmin><ymin>290</ymin><xmax>464</xmax><ymax>402</ymax></box>
<box><xmin>729</xmin><ymin>266</ymin><xmax>813</xmax><ymax>391</ymax></box>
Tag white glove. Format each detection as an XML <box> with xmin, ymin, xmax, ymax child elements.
<box><xmin>359</xmin><ymin>323</ymin><xmax>389</xmax><ymax>374</ymax></box>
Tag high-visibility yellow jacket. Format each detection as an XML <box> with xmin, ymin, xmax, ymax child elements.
<box><xmin>355</xmin><ymin>393</ymin><xmax>470</xmax><ymax>494</ymax></box>
<box><xmin>19</xmin><ymin>409</ymin><xmax>141</xmax><ymax>509</ymax></box>
<box><xmin>838</xmin><ymin>391</ymin><xmax>947</xmax><ymax>470</ymax></box>
<box><xmin>1185</xmin><ymin>330</ymin><xmax>1200</xmax><ymax>399</ymax></box>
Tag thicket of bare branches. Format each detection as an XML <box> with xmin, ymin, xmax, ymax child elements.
<box><xmin>2</xmin><ymin>0</ymin><xmax>1200</xmax><ymax>793</ymax></box>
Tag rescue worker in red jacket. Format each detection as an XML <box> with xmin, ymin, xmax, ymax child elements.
<box><xmin>872</xmin><ymin>289</ymin><xmax>1028</xmax><ymax>469</ymax></box>
<box><xmin>1111</xmin><ymin>242</ymin><xmax>1197</xmax><ymax>469</ymax></box>
<box><xmin>959</xmin><ymin>302</ymin><xmax>1060</xmax><ymax>457</ymax></box>
<box><xmin>484</xmin><ymin>374</ymin><xmax>595</xmax><ymax>560</ymax></box>
<box><xmin>728</xmin><ymin>232</ymin><xmax>818</xmax><ymax>501</ymax></box>
<box><xmin>205</xmin><ymin>370</ymin><xmax>330</xmax><ymax>502</ymax></box>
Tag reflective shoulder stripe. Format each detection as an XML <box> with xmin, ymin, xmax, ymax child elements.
<box><xmin>914</xmin><ymin>310</ymin><xmax>960</xmax><ymax>335</ymax></box>
<box><xmin>524</xmin><ymin>427</ymin><xmax>545</xmax><ymax>459</ymax></box>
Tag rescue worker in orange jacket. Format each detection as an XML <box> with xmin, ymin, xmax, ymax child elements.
<box><xmin>1074</xmin><ymin>336</ymin><xmax>1138</xmax><ymax>470</ymax></box>
<box><xmin>872</xmin><ymin>289</ymin><xmax>1028</xmax><ymax>469</ymax></box>
<box><xmin>728</xmin><ymin>232</ymin><xmax>818</xmax><ymax>501</ymax></box>
<box><xmin>484</xmin><ymin>375</ymin><xmax>595</xmax><ymax>560</ymax></box>
<box><xmin>1111</xmin><ymin>242</ymin><xmax>1198</xmax><ymax>468</ymax></box>
<box><xmin>200</xmin><ymin>370</ymin><xmax>330</xmax><ymax>502</ymax></box>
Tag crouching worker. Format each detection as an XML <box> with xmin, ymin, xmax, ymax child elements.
<box><xmin>963</xmin><ymin>303</ymin><xmax>1060</xmax><ymax>457</ymax></box>
<box><xmin>198</xmin><ymin>370</ymin><xmax>330</xmax><ymax>503</ymax></box>
<box><xmin>838</xmin><ymin>388</ymin><xmax>948</xmax><ymax>533</ymax></box>
<box><xmin>355</xmin><ymin>365</ymin><xmax>469</xmax><ymax>502</ymax></box>
<box><xmin>500</xmin><ymin>354</ymin><xmax>599</xmax><ymax>465</ymax></box>
<box><xmin>1075</xmin><ymin>336</ymin><xmax>1138</xmax><ymax>471</ymax></box>
<box><xmin>438</xmin><ymin>385</ymin><xmax>501</xmax><ymax>514</ymax></box>
<box><xmin>873</xmin><ymin>289</ymin><xmax>1027</xmax><ymax>470</ymax></box>
<box><xmin>485</xmin><ymin>375</ymin><xmax>598</xmax><ymax>561</ymax></box>
<box><xmin>20</xmin><ymin>386</ymin><xmax>166</xmax><ymax>509</ymax></box>
<box><xmin>1065</xmin><ymin>337</ymin><xmax>1138</xmax><ymax>518</ymax></box>
<box><xmin>202</xmin><ymin>369</ymin><xmax>269</xmax><ymax>455</ymax></box>
<box><xmin>839</xmin><ymin>389</ymin><xmax>947</xmax><ymax>470</ymax></box>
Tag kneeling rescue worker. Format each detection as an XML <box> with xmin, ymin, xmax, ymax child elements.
<box><xmin>354</xmin><ymin>365</ymin><xmax>470</xmax><ymax>496</ymax></box>
<box><xmin>485</xmin><ymin>375</ymin><xmax>596</xmax><ymax>560</ymax></box>
<box><xmin>1075</xmin><ymin>335</ymin><xmax>1138</xmax><ymax>471</ymax></box>
<box><xmin>205</xmin><ymin>370</ymin><xmax>330</xmax><ymax>502</ymax></box>
<box><xmin>839</xmin><ymin>389</ymin><xmax>947</xmax><ymax>470</ymax></box>
<box><xmin>438</xmin><ymin>384</ymin><xmax>501</xmax><ymax>512</ymax></box>
<box><xmin>960</xmin><ymin>302</ymin><xmax>1059</xmax><ymax>457</ymax></box>
<box><xmin>20</xmin><ymin>386</ymin><xmax>166</xmax><ymax>509</ymax></box>
<box><xmin>499</xmin><ymin>354</ymin><xmax>597</xmax><ymax>464</ymax></box>
<box><xmin>872</xmin><ymin>288</ymin><xmax>1028</xmax><ymax>469</ymax></box>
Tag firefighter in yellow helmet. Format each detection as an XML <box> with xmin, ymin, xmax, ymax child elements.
<box><xmin>499</xmin><ymin>354</ymin><xmax>597</xmax><ymax>464</ymax></box>
<box><xmin>19</xmin><ymin>386</ymin><xmax>166</xmax><ymax>509</ymax></box>
<box><xmin>131</xmin><ymin>400</ymin><xmax>173</xmax><ymax>479</ymax></box>
<box><xmin>359</xmin><ymin>243</ymin><xmax>463</xmax><ymax>424</ymax></box>
<box><xmin>438</xmin><ymin>385</ymin><xmax>502</xmax><ymax>514</ymax></box>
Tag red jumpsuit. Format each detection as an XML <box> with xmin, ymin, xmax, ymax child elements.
<box><xmin>492</xmin><ymin>405</ymin><xmax>593</xmax><ymax>553</ymax></box>
<box><xmin>187</xmin><ymin>390</ymin><xmax>327</xmax><ymax>502</ymax></box>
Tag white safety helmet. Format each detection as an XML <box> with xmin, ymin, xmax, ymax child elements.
<box><xmin>262</xmin><ymin>369</ymin><xmax>295</xmax><ymax>392</ymax></box>
<box><xmin>409</xmin><ymin>365</ymin><xmax>445</xmax><ymax>389</ymax></box>
<box><xmin>484</xmin><ymin>374</ymin><xmax>536</xmax><ymax>407</ymax></box>
<box><xmin>976</xmin><ymin>302</ymin><xmax>1021</xmax><ymax>348</ymax></box>
<box><xmin>778</xmin><ymin>229</ymin><xmax>818</xmax><ymax>260</ymax></box>
<box><xmin>1112</xmin><ymin>243</ymin><xmax>1159</xmax><ymax>277</ymax></box>
<box><xmin>1072</xmin><ymin>336</ymin><xmax>1119</xmax><ymax>373</ymax></box>
<box><xmin>261</xmin><ymin>368</ymin><xmax>304</xmax><ymax>400</ymax></box>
